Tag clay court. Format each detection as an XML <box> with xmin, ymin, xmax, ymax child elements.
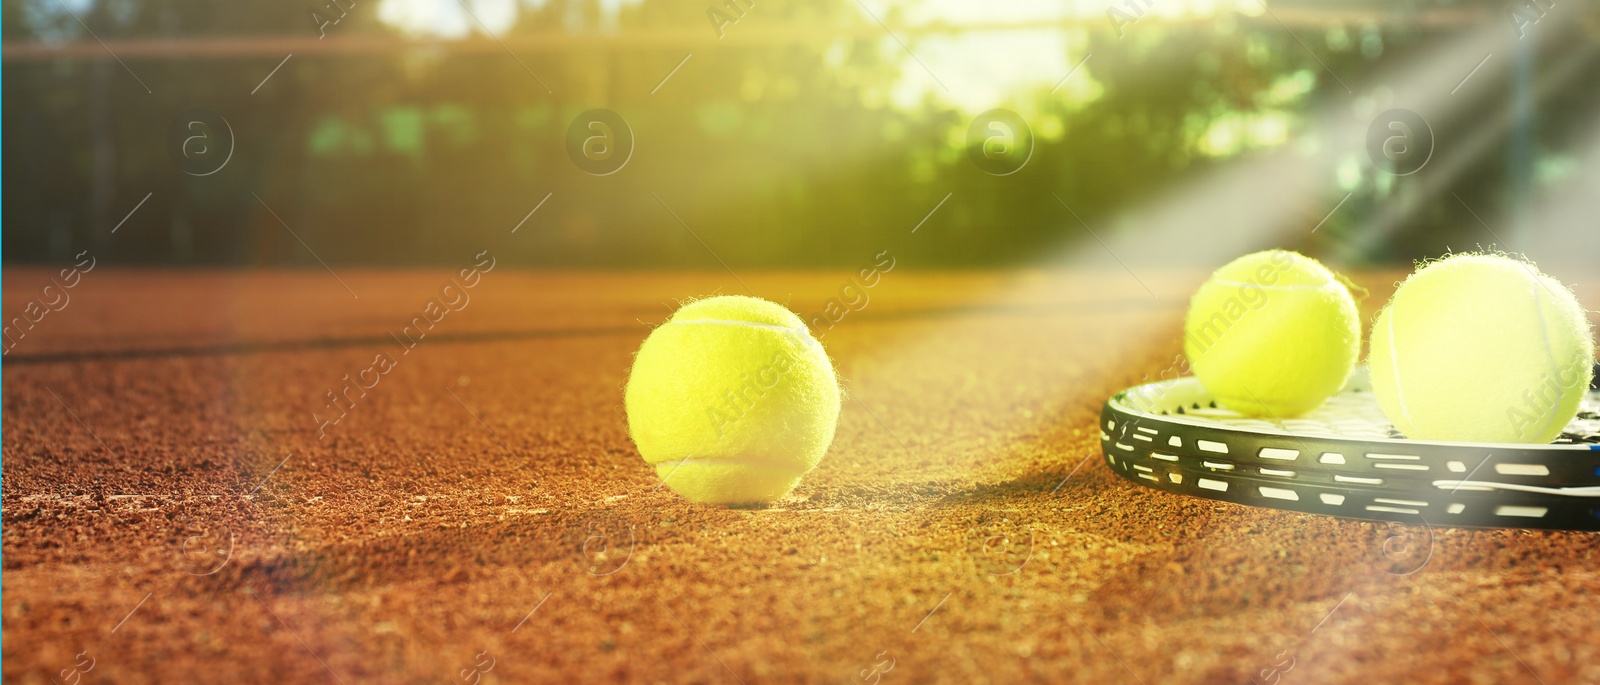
<box><xmin>4</xmin><ymin>267</ymin><xmax>1599</xmax><ymax>684</ymax></box>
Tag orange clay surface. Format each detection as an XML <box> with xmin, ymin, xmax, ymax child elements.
<box><xmin>4</xmin><ymin>267</ymin><xmax>1599</xmax><ymax>685</ymax></box>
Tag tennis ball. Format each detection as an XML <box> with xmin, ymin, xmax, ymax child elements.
<box><xmin>625</xmin><ymin>295</ymin><xmax>841</xmax><ymax>504</ymax></box>
<box><xmin>1369</xmin><ymin>253</ymin><xmax>1594</xmax><ymax>443</ymax></box>
<box><xmin>1184</xmin><ymin>250</ymin><xmax>1362</xmax><ymax>417</ymax></box>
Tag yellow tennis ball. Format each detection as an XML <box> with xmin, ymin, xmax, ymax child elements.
<box><xmin>1184</xmin><ymin>250</ymin><xmax>1361</xmax><ymax>417</ymax></box>
<box><xmin>625</xmin><ymin>295</ymin><xmax>841</xmax><ymax>504</ymax></box>
<box><xmin>1369</xmin><ymin>253</ymin><xmax>1594</xmax><ymax>443</ymax></box>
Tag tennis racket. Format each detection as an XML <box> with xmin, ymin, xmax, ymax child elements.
<box><xmin>1099</xmin><ymin>364</ymin><xmax>1600</xmax><ymax>531</ymax></box>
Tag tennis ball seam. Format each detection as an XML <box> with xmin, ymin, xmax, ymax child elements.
<box><xmin>669</xmin><ymin>318</ymin><xmax>808</xmax><ymax>334</ymax></box>
<box><xmin>1207</xmin><ymin>279</ymin><xmax>1348</xmax><ymax>292</ymax></box>
<box><xmin>1381</xmin><ymin>303</ymin><xmax>1415</xmax><ymax>433</ymax></box>
<box><xmin>666</xmin><ymin>318</ymin><xmax>823</xmax><ymax>347</ymax></box>
<box><xmin>655</xmin><ymin>455</ymin><xmax>813</xmax><ymax>471</ymax></box>
<box><xmin>1525</xmin><ymin>277</ymin><xmax>1568</xmax><ymax>442</ymax></box>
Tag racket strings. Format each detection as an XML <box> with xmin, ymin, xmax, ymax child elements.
<box><xmin>1143</xmin><ymin>382</ymin><xmax>1600</xmax><ymax>445</ymax></box>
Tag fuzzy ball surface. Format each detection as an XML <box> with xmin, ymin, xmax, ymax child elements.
<box><xmin>1369</xmin><ymin>253</ymin><xmax>1594</xmax><ymax>443</ymax></box>
<box><xmin>1184</xmin><ymin>250</ymin><xmax>1362</xmax><ymax>417</ymax></box>
<box><xmin>625</xmin><ymin>295</ymin><xmax>841</xmax><ymax>504</ymax></box>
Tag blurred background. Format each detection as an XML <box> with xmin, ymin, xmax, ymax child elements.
<box><xmin>6</xmin><ymin>7</ymin><xmax>1600</xmax><ymax>682</ymax></box>
<box><xmin>4</xmin><ymin>0</ymin><xmax>1599</xmax><ymax>270</ymax></box>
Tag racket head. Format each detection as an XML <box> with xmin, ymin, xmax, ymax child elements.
<box><xmin>1100</xmin><ymin>366</ymin><xmax>1600</xmax><ymax>531</ymax></box>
